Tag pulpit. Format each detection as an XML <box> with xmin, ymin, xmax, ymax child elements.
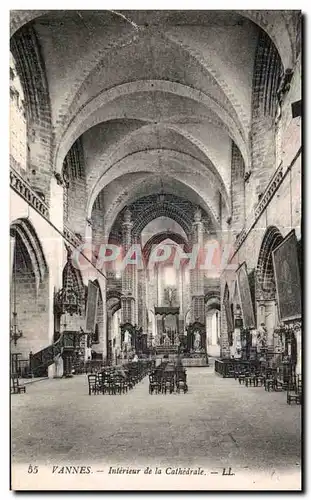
<box><xmin>62</xmin><ymin>330</ymin><xmax>85</xmax><ymax>377</ymax></box>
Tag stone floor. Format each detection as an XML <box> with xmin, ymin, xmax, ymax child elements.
<box><xmin>11</xmin><ymin>367</ymin><xmax>301</xmax><ymax>479</ymax></box>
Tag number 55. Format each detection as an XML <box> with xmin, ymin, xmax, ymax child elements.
<box><xmin>28</xmin><ymin>465</ymin><xmax>38</xmax><ymax>474</ymax></box>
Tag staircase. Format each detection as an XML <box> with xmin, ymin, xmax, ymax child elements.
<box><xmin>30</xmin><ymin>331</ymin><xmax>84</xmax><ymax>377</ymax></box>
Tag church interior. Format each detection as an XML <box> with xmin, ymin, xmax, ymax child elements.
<box><xmin>10</xmin><ymin>10</ymin><xmax>302</xmax><ymax>487</ymax></box>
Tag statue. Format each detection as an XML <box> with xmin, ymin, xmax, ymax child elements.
<box><xmin>194</xmin><ymin>330</ymin><xmax>201</xmax><ymax>350</ymax></box>
<box><xmin>257</xmin><ymin>323</ymin><xmax>267</xmax><ymax>351</ymax></box>
<box><xmin>165</xmin><ymin>287</ymin><xmax>176</xmax><ymax>307</ymax></box>
<box><xmin>154</xmin><ymin>334</ymin><xmax>160</xmax><ymax>347</ymax></box>
<box><xmin>124</xmin><ymin>330</ymin><xmax>132</xmax><ymax>346</ymax></box>
<box><xmin>163</xmin><ymin>333</ymin><xmax>171</xmax><ymax>347</ymax></box>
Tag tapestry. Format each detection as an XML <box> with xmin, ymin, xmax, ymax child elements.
<box><xmin>272</xmin><ymin>230</ymin><xmax>301</xmax><ymax>322</ymax></box>
<box><xmin>236</xmin><ymin>262</ymin><xmax>256</xmax><ymax>329</ymax></box>
<box><xmin>85</xmin><ymin>281</ymin><xmax>99</xmax><ymax>333</ymax></box>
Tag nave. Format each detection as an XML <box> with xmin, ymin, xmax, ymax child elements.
<box><xmin>12</xmin><ymin>365</ymin><xmax>301</xmax><ymax>479</ymax></box>
<box><xmin>9</xmin><ymin>9</ymin><xmax>302</xmax><ymax>491</ymax></box>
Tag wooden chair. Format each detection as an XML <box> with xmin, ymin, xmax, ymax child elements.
<box><xmin>264</xmin><ymin>369</ymin><xmax>276</xmax><ymax>391</ymax></box>
<box><xmin>149</xmin><ymin>372</ymin><xmax>161</xmax><ymax>394</ymax></box>
<box><xmin>254</xmin><ymin>372</ymin><xmax>265</xmax><ymax>387</ymax></box>
<box><xmin>287</xmin><ymin>375</ymin><xmax>302</xmax><ymax>405</ymax></box>
<box><xmin>96</xmin><ymin>372</ymin><xmax>106</xmax><ymax>394</ymax></box>
<box><xmin>87</xmin><ymin>374</ymin><xmax>98</xmax><ymax>395</ymax></box>
<box><xmin>104</xmin><ymin>372</ymin><xmax>116</xmax><ymax>395</ymax></box>
<box><xmin>11</xmin><ymin>375</ymin><xmax>26</xmax><ymax>394</ymax></box>
<box><xmin>161</xmin><ymin>371</ymin><xmax>175</xmax><ymax>394</ymax></box>
<box><xmin>176</xmin><ymin>370</ymin><xmax>188</xmax><ymax>393</ymax></box>
<box><xmin>245</xmin><ymin>374</ymin><xmax>257</xmax><ymax>387</ymax></box>
<box><xmin>238</xmin><ymin>370</ymin><xmax>248</xmax><ymax>385</ymax></box>
<box><xmin>113</xmin><ymin>374</ymin><xmax>127</xmax><ymax>395</ymax></box>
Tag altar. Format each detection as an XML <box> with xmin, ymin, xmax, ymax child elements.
<box><xmin>153</xmin><ymin>305</ymin><xmax>184</xmax><ymax>349</ymax></box>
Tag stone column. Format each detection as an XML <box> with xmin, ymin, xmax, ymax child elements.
<box><xmin>98</xmin><ymin>277</ymin><xmax>107</xmax><ymax>361</ymax></box>
<box><xmin>206</xmin><ymin>313</ymin><xmax>213</xmax><ymax>348</ymax></box>
<box><xmin>178</xmin><ymin>267</ymin><xmax>183</xmax><ymax>334</ymax></box>
<box><xmin>190</xmin><ymin>208</ymin><xmax>205</xmax><ymax>325</ymax></box>
<box><xmin>10</xmin><ymin>235</ymin><xmax>15</xmax><ymax>283</ymax></box>
<box><xmin>121</xmin><ymin>208</ymin><xmax>135</xmax><ymax>325</ymax></box>
<box><xmin>232</xmin><ymin>305</ymin><xmax>242</xmax><ymax>358</ymax></box>
<box><xmin>138</xmin><ymin>268</ymin><xmax>148</xmax><ymax>333</ymax></box>
<box><xmin>132</xmin><ymin>234</ymin><xmax>139</xmax><ymax>325</ymax></box>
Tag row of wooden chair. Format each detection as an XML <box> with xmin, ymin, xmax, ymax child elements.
<box><xmin>149</xmin><ymin>363</ymin><xmax>188</xmax><ymax>394</ymax></box>
<box><xmin>234</xmin><ymin>365</ymin><xmax>302</xmax><ymax>405</ymax></box>
<box><xmin>11</xmin><ymin>374</ymin><xmax>26</xmax><ymax>394</ymax></box>
<box><xmin>87</xmin><ymin>360</ymin><xmax>152</xmax><ymax>395</ymax></box>
<box><xmin>287</xmin><ymin>375</ymin><xmax>302</xmax><ymax>405</ymax></box>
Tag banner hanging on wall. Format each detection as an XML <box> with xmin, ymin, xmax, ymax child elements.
<box><xmin>223</xmin><ymin>285</ymin><xmax>234</xmax><ymax>333</ymax></box>
<box><xmin>236</xmin><ymin>262</ymin><xmax>256</xmax><ymax>329</ymax></box>
<box><xmin>85</xmin><ymin>280</ymin><xmax>99</xmax><ymax>333</ymax></box>
<box><xmin>272</xmin><ymin>229</ymin><xmax>301</xmax><ymax>322</ymax></box>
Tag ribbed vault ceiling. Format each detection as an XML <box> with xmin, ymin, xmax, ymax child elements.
<box><xmin>10</xmin><ymin>10</ymin><xmax>300</xmax><ymax>239</ymax></box>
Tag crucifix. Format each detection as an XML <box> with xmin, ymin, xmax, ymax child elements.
<box><xmin>166</xmin><ymin>286</ymin><xmax>175</xmax><ymax>307</ymax></box>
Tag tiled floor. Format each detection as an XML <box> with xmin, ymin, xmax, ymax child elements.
<box><xmin>11</xmin><ymin>367</ymin><xmax>301</xmax><ymax>474</ymax></box>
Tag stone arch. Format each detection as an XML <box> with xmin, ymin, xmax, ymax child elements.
<box><xmin>10</xmin><ymin>218</ymin><xmax>50</xmax><ymax>358</ymax></box>
<box><xmin>86</xmin><ymin>148</ymin><xmax>229</xmax><ymax>224</ymax></box>
<box><xmin>62</xmin><ymin>138</ymin><xmax>87</xmax><ymax>234</ymax></box>
<box><xmin>204</xmin><ymin>291</ymin><xmax>221</xmax><ymax>313</ymax></box>
<box><xmin>10</xmin><ymin>218</ymin><xmax>48</xmax><ymax>289</ymax></box>
<box><xmin>10</xmin><ymin>53</ymin><xmax>27</xmax><ymax>172</ymax></box>
<box><xmin>237</xmin><ymin>10</ymin><xmax>295</xmax><ymax>69</ymax></box>
<box><xmin>55</xmin><ymin>80</ymin><xmax>249</xmax><ymax>172</ymax></box>
<box><xmin>60</xmin><ymin>28</ymin><xmax>246</xmax><ymax>141</ymax></box>
<box><xmin>250</xmin><ymin>28</ymin><xmax>283</xmax><ymax>201</ymax></box>
<box><xmin>110</xmin><ymin>301</ymin><xmax>121</xmax><ymax>316</ymax></box>
<box><xmin>106</xmin><ymin>289</ymin><xmax>122</xmax><ymax>302</ymax></box>
<box><xmin>133</xmin><ymin>204</ymin><xmax>192</xmax><ymax>240</ymax></box>
<box><xmin>86</xmin><ymin>121</ymin><xmax>232</xmax><ymax>194</ymax></box>
<box><xmin>142</xmin><ymin>232</ymin><xmax>191</xmax><ymax>264</ymax></box>
<box><xmin>10</xmin><ymin>10</ymin><xmax>294</xmax><ymax>71</ymax></box>
<box><xmin>101</xmin><ymin>171</ymin><xmax>223</xmax><ymax>239</ymax></box>
<box><xmin>256</xmin><ymin>226</ymin><xmax>283</xmax><ymax>301</ymax></box>
<box><xmin>10</xmin><ymin>25</ymin><xmax>53</xmax><ymax>200</ymax></box>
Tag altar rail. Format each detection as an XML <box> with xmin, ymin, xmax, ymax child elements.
<box><xmin>182</xmin><ymin>357</ymin><xmax>209</xmax><ymax>367</ymax></box>
<box><xmin>215</xmin><ymin>359</ymin><xmax>260</xmax><ymax>378</ymax></box>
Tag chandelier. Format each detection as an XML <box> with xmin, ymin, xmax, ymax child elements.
<box><xmin>10</xmin><ymin>312</ymin><xmax>23</xmax><ymax>346</ymax></box>
<box><xmin>10</xmin><ymin>236</ymin><xmax>23</xmax><ymax>346</ymax></box>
